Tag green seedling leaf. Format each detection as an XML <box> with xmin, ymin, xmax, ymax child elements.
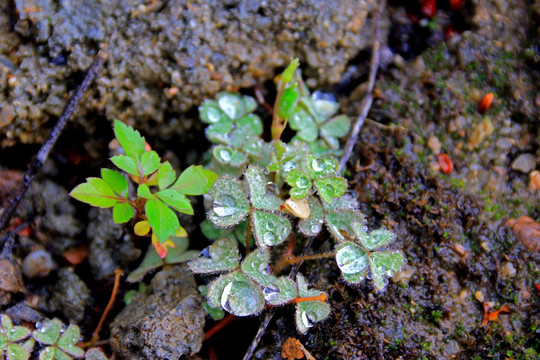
<box><xmin>38</xmin><ymin>347</ymin><xmax>72</xmax><ymax>360</ymax></box>
<box><xmin>137</xmin><ymin>183</ymin><xmax>154</xmax><ymax>200</ymax></box>
<box><xmin>32</xmin><ymin>319</ymin><xmax>62</xmax><ymax>345</ymax></box>
<box><xmin>200</xmin><ymin>220</ymin><xmax>225</xmax><ymax>240</ymax></box>
<box><xmin>286</xmin><ymin>170</ymin><xmax>312</xmax><ymax>199</ymax></box>
<box><xmin>127</xmin><ymin>237</ymin><xmax>196</xmax><ymax>282</ymax></box>
<box><xmin>207</xmin><ymin>271</ymin><xmax>265</xmax><ymax>316</ymax></box>
<box><xmin>298</xmin><ymin>196</ymin><xmax>324</xmax><ymax>237</ymax></box>
<box><xmin>110</xmin><ymin>154</ymin><xmax>138</xmax><ymax>177</ymax></box>
<box><xmin>289</xmin><ymin>109</ymin><xmax>318</xmax><ymax>142</ymax></box>
<box><xmin>112</xmin><ymin>202</ymin><xmax>134</xmax><ymax>223</ymax></box>
<box><xmin>205</xmin><ymin>117</ymin><xmax>234</xmax><ymax>143</ymax></box>
<box><xmin>156</xmin><ymin>189</ymin><xmax>193</xmax><ymax>214</ymax></box>
<box><xmin>145</xmin><ymin>198</ymin><xmax>180</xmax><ymax>243</ymax></box>
<box><xmin>282</xmin><ymin>58</ymin><xmax>300</xmax><ymax>83</ymax></box>
<box><xmin>174</xmin><ymin>165</ymin><xmax>218</xmax><ymax>196</ymax></box>
<box><xmin>314</xmin><ymin>176</ymin><xmax>347</xmax><ymax>203</ymax></box>
<box><xmin>189</xmin><ymin>238</ymin><xmax>239</xmax><ymax>274</ymax></box>
<box><xmin>295</xmin><ymin>274</ymin><xmax>330</xmax><ymax>334</ymax></box>
<box><xmin>354</xmin><ymin>224</ymin><xmax>395</xmax><ymax>250</ymax></box>
<box><xmin>240</xmin><ymin>248</ymin><xmax>276</xmax><ymax>288</ymax></box>
<box><xmin>208</xmin><ymin>177</ymin><xmax>250</xmax><ymax>228</ymax></box>
<box><xmin>335</xmin><ymin>242</ymin><xmax>368</xmax><ymax>284</ymax></box>
<box><xmin>101</xmin><ymin>169</ymin><xmax>128</xmax><ymax>197</ymax></box>
<box><xmin>213</xmin><ymin>145</ymin><xmax>247</xmax><ymax>167</ymax></box>
<box><xmin>237</xmin><ymin>114</ymin><xmax>263</xmax><ymax>136</ymax></box>
<box><xmin>0</xmin><ymin>334</ymin><xmax>5</xmax><ymax>356</ymax></box>
<box><xmin>69</xmin><ymin>178</ymin><xmax>120</xmax><ymax>208</ymax></box>
<box><xmin>7</xmin><ymin>343</ymin><xmax>30</xmax><ymax>360</ymax></box>
<box><xmin>57</xmin><ymin>324</ymin><xmax>84</xmax><ymax>358</ymax></box>
<box><xmin>311</xmin><ymin>91</ymin><xmax>340</xmax><ymax>119</ymax></box>
<box><xmin>140</xmin><ymin>150</ymin><xmax>161</xmax><ymax>176</ymax></box>
<box><xmin>277</xmin><ymin>83</ymin><xmax>299</xmax><ymax>119</ymax></box>
<box><xmin>252</xmin><ymin>210</ymin><xmax>291</xmax><ymax>247</ymax></box>
<box><xmin>202</xmin><ymin>302</ymin><xmax>226</xmax><ymax>321</ymax></box>
<box><xmin>246</xmin><ymin>166</ymin><xmax>283</xmax><ymax>211</ymax></box>
<box><xmin>326</xmin><ymin>210</ymin><xmax>365</xmax><ymax>243</ymax></box>
<box><xmin>85</xmin><ymin>348</ymin><xmax>109</xmax><ymax>360</ymax></box>
<box><xmin>1</xmin><ymin>316</ymin><xmax>29</xmax><ymax>343</ymax></box>
<box><xmin>216</xmin><ymin>92</ymin><xmax>247</xmax><ymax>120</ymax></box>
<box><xmin>369</xmin><ymin>251</ymin><xmax>404</xmax><ymax>291</ymax></box>
<box><xmin>264</xmin><ymin>277</ymin><xmax>297</xmax><ymax>306</ymax></box>
<box><xmin>200</xmin><ymin>100</ymin><xmax>230</xmax><ymax>124</ymax></box>
<box><xmin>113</xmin><ymin>119</ymin><xmax>146</xmax><ymax>161</ymax></box>
<box><xmin>157</xmin><ymin>162</ymin><xmax>176</xmax><ymax>190</ymax></box>
<box><xmin>320</xmin><ymin>115</ymin><xmax>350</xmax><ymax>149</ymax></box>
<box><xmin>306</xmin><ymin>155</ymin><xmax>338</xmax><ymax>179</ymax></box>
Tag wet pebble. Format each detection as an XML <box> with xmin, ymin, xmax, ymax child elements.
<box><xmin>22</xmin><ymin>249</ymin><xmax>56</xmax><ymax>279</ymax></box>
<box><xmin>499</xmin><ymin>262</ymin><xmax>516</xmax><ymax>278</ymax></box>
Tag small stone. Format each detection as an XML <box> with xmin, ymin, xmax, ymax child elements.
<box><xmin>530</xmin><ymin>170</ymin><xmax>540</xmax><ymax>190</ymax></box>
<box><xmin>467</xmin><ymin>117</ymin><xmax>494</xmax><ymax>149</ymax></box>
<box><xmin>447</xmin><ymin>116</ymin><xmax>466</xmax><ymax>133</ymax></box>
<box><xmin>500</xmin><ymin>262</ymin><xmax>516</xmax><ymax>278</ymax></box>
<box><xmin>474</xmin><ymin>290</ymin><xmax>484</xmax><ymax>303</ymax></box>
<box><xmin>458</xmin><ymin>289</ymin><xmax>469</xmax><ymax>304</ymax></box>
<box><xmin>511</xmin><ymin>153</ymin><xmax>536</xmax><ymax>173</ymax></box>
<box><xmin>391</xmin><ymin>266</ymin><xmax>416</xmax><ymax>285</ymax></box>
<box><xmin>427</xmin><ymin>135</ymin><xmax>441</xmax><ymax>154</ymax></box>
<box><xmin>22</xmin><ymin>249</ymin><xmax>56</xmax><ymax>279</ymax></box>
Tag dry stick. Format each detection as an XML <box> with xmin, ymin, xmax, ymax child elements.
<box><xmin>0</xmin><ymin>51</ymin><xmax>106</xmax><ymax>241</ymax></box>
<box><xmin>337</xmin><ymin>0</ymin><xmax>386</xmax><ymax>175</ymax></box>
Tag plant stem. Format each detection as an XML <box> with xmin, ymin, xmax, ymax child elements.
<box><xmin>283</xmin><ymin>252</ymin><xmax>336</xmax><ymax>266</ymax></box>
<box><xmin>203</xmin><ymin>314</ymin><xmax>237</xmax><ymax>341</ymax></box>
<box><xmin>289</xmin><ymin>293</ymin><xmax>328</xmax><ymax>304</ymax></box>
<box><xmin>271</xmin><ymin>82</ymin><xmax>286</xmax><ymax>140</ymax></box>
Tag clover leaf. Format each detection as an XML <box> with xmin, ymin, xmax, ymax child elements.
<box><xmin>32</xmin><ymin>319</ymin><xmax>84</xmax><ymax>359</ymax></box>
<box><xmin>294</xmin><ymin>275</ymin><xmax>330</xmax><ymax>334</ymax></box>
<box><xmin>189</xmin><ymin>238</ymin><xmax>240</xmax><ymax>274</ymax></box>
<box><xmin>0</xmin><ymin>315</ymin><xmax>34</xmax><ymax>360</ymax></box>
<box><xmin>207</xmin><ymin>271</ymin><xmax>265</xmax><ymax>316</ymax></box>
<box><xmin>207</xmin><ymin>177</ymin><xmax>250</xmax><ymax>227</ymax></box>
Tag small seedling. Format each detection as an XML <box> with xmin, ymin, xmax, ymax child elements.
<box><xmin>0</xmin><ymin>314</ymin><xmax>35</xmax><ymax>360</ymax></box>
<box><xmin>32</xmin><ymin>319</ymin><xmax>85</xmax><ymax>359</ymax></box>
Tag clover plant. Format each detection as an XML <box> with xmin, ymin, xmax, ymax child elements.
<box><xmin>70</xmin><ymin>119</ymin><xmax>217</xmax><ymax>258</ymax></box>
<box><xmin>189</xmin><ymin>59</ymin><xmax>404</xmax><ymax>333</ymax></box>
<box><xmin>0</xmin><ymin>314</ymin><xmax>34</xmax><ymax>360</ymax></box>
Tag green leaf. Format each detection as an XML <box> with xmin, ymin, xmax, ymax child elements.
<box><xmin>314</xmin><ymin>176</ymin><xmax>347</xmax><ymax>203</ymax></box>
<box><xmin>206</xmin><ymin>118</ymin><xmax>234</xmax><ymax>143</ymax></box>
<box><xmin>277</xmin><ymin>83</ymin><xmax>299</xmax><ymax>119</ymax></box>
<box><xmin>69</xmin><ymin>178</ymin><xmax>120</xmax><ymax>208</ymax></box>
<box><xmin>326</xmin><ymin>210</ymin><xmax>365</xmax><ymax>242</ymax></box>
<box><xmin>189</xmin><ymin>238</ymin><xmax>239</xmax><ymax>274</ymax></box>
<box><xmin>112</xmin><ymin>202</ymin><xmax>134</xmax><ymax>223</ymax></box>
<box><xmin>57</xmin><ymin>324</ymin><xmax>84</xmax><ymax>358</ymax></box>
<box><xmin>3</xmin><ymin>318</ymin><xmax>29</xmax><ymax>343</ymax></box>
<box><xmin>252</xmin><ymin>210</ymin><xmax>291</xmax><ymax>247</ymax></box>
<box><xmin>295</xmin><ymin>274</ymin><xmax>330</xmax><ymax>334</ymax></box>
<box><xmin>0</xmin><ymin>333</ymin><xmax>6</xmax><ymax>355</ymax></box>
<box><xmin>174</xmin><ymin>165</ymin><xmax>218</xmax><ymax>195</ymax></box>
<box><xmin>199</xmin><ymin>100</ymin><xmax>230</xmax><ymax>124</ymax></box>
<box><xmin>213</xmin><ymin>146</ymin><xmax>247</xmax><ymax>167</ymax></box>
<box><xmin>32</xmin><ymin>319</ymin><xmax>61</xmax><ymax>345</ymax></box>
<box><xmin>208</xmin><ymin>177</ymin><xmax>250</xmax><ymax>228</ymax></box>
<box><xmin>274</xmin><ymin>140</ymin><xmax>287</xmax><ymax>159</ymax></box>
<box><xmin>110</xmin><ymin>154</ymin><xmax>138</xmax><ymax>176</ymax></box>
<box><xmin>145</xmin><ymin>199</ymin><xmax>180</xmax><ymax>243</ymax></box>
<box><xmin>140</xmin><ymin>150</ymin><xmax>161</xmax><ymax>176</ymax></box>
<box><xmin>286</xmin><ymin>170</ymin><xmax>312</xmax><ymax>200</ymax></box>
<box><xmin>240</xmin><ymin>248</ymin><xmax>277</xmax><ymax>288</ymax></box>
<box><xmin>7</xmin><ymin>344</ymin><xmax>30</xmax><ymax>360</ymax></box>
<box><xmin>335</xmin><ymin>242</ymin><xmax>368</xmax><ymax>278</ymax></box>
<box><xmin>311</xmin><ymin>91</ymin><xmax>340</xmax><ymax>119</ymax></box>
<box><xmin>200</xmin><ymin>220</ymin><xmax>225</xmax><ymax>240</ymax></box>
<box><xmin>298</xmin><ymin>196</ymin><xmax>324</xmax><ymax>237</ymax></box>
<box><xmin>245</xmin><ymin>166</ymin><xmax>283</xmax><ymax>211</ymax></box>
<box><xmin>202</xmin><ymin>301</ymin><xmax>226</xmax><ymax>321</ymax></box>
<box><xmin>156</xmin><ymin>189</ymin><xmax>193</xmax><ymax>215</ymax></box>
<box><xmin>306</xmin><ymin>155</ymin><xmax>338</xmax><ymax>179</ymax></box>
<box><xmin>355</xmin><ymin>224</ymin><xmax>395</xmax><ymax>251</ymax></box>
<box><xmin>282</xmin><ymin>58</ymin><xmax>300</xmax><ymax>83</ymax></box>
<box><xmin>237</xmin><ymin>114</ymin><xmax>263</xmax><ymax>136</ymax></box>
<box><xmin>84</xmin><ymin>348</ymin><xmax>109</xmax><ymax>360</ymax></box>
<box><xmin>101</xmin><ymin>169</ymin><xmax>128</xmax><ymax>197</ymax></box>
<box><xmin>157</xmin><ymin>162</ymin><xmax>176</xmax><ymax>190</ymax></box>
<box><xmin>207</xmin><ymin>271</ymin><xmax>265</xmax><ymax>316</ymax></box>
<box><xmin>113</xmin><ymin>119</ymin><xmax>146</xmax><ymax>161</ymax></box>
<box><xmin>217</xmin><ymin>92</ymin><xmax>247</xmax><ymax>120</ymax></box>
<box><xmin>289</xmin><ymin>109</ymin><xmax>318</xmax><ymax>142</ymax></box>
<box><xmin>369</xmin><ymin>251</ymin><xmax>404</xmax><ymax>290</ymax></box>
<box><xmin>264</xmin><ymin>277</ymin><xmax>297</xmax><ymax>305</ymax></box>
<box><xmin>137</xmin><ymin>183</ymin><xmax>154</xmax><ymax>200</ymax></box>
<box><xmin>320</xmin><ymin>115</ymin><xmax>350</xmax><ymax>149</ymax></box>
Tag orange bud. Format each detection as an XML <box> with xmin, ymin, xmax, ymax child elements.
<box><xmin>478</xmin><ymin>93</ymin><xmax>494</xmax><ymax>114</ymax></box>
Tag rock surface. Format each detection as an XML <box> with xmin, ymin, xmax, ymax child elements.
<box><xmin>49</xmin><ymin>267</ymin><xmax>92</xmax><ymax>323</ymax></box>
<box><xmin>110</xmin><ymin>265</ymin><xmax>205</xmax><ymax>359</ymax></box>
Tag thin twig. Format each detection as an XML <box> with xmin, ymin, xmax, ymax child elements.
<box><xmin>0</xmin><ymin>51</ymin><xmax>106</xmax><ymax>240</ymax></box>
<box><xmin>338</xmin><ymin>0</ymin><xmax>386</xmax><ymax>174</ymax></box>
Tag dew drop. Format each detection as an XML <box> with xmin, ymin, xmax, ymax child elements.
<box><xmin>301</xmin><ymin>311</ymin><xmax>315</xmax><ymax>329</ymax></box>
<box><xmin>266</xmin><ymin>221</ymin><xmax>275</xmax><ymax>231</ymax></box>
<box><xmin>213</xmin><ymin>206</ymin><xmax>238</xmax><ymax>216</ymax></box>
<box><xmin>219</xmin><ymin>149</ymin><xmax>231</xmax><ymax>162</ymax></box>
<box><xmin>221</xmin><ymin>282</ymin><xmax>233</xmax><ymax>311</ymax></box>
<box><xmin>296</xmin><ymin>177</ymin><xmax>310</xmax><ymax>188</ymax></box>
<box><xmin>218</xmin><ymin>93</ymin><xmax>243</xmax><ymax>119</ymax></box>
<box><xmin>310</xmin><ymin>224</ymin><xmax>321</xmax><ymax>234</ymax></box>
<box><xmin>263</xmin><ymin>287</ymin><xmax>279</xmax><ymax>302</ymax></box>
<box><xmin>206</xmin><ymin>107</ymin><xmax>222</xmax><ymax>123</ymax></box>
<box><xmin>283</xmin><ymin>162</ymin><xmax>296</xmax><ymax>172</ymax></box>
<box><xmin>312</xmin><ymin>91</ymin><xmax>339</xmax><ymax>118</ymax></box>
<box><xmin>311</xmin><ymin>158</ymin><xmax>324</xmax><ymax>172</ymax></box>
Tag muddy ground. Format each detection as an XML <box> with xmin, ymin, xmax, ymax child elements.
<box><xmin>0</xmin><ymin>0</ymin><xmax>539</xmax><ymax>359</ymax></box>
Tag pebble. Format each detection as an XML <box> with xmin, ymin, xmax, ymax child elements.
<box><xmin>500</xmin><ymin>262</ymin><xmax>516</xmax><ymax>278</ymax></box>
<box><xmin>467</xmin><ymin>117</ymin><xmax>494</xmax><ymax>149</ymax></box>
<box><xmin>511</xmin><ymin>153</ymin><xmax>536</xmax><ymax>173</ymax></box>
<box><xmin>474</xmin><ymin>290</ymin><xmax>484</xmax><ymax>302</ymax></box>
<box><xmin>22</xmin><ymin>249</ymin><xmax>56</xmax><ymax>279</ymax></box>
<box><xmin>530</xmin><ymin>170</ymin><xmax>540</xmax><ymax>190</ymax></box>
<box><xmin>427</xmin><ymin>135</ymin><xmax>441</xmax><ymax>154</ymax></box>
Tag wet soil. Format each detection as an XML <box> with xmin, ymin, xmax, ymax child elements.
<box><xmin>0</xmin><ymin>0</ymin><xmax>539</xmax><ymax>359</ymax></box>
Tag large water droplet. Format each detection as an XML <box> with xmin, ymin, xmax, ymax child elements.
<box><xmin>312</xmin><ymin>91</ymin><xmax>339</xmax><ymax>118</ymax></box>
<box><xmin>283</xmin><ymin>162</ymin><xmax>296</xmax><ymax>173</ymax></box>
<box><xmin>311</xmin><ymin>158</ymin><xmax>324</xmax><ymax>172</ymax></box>
<box><xmin>218</xmin><ymin>93</ymin><xmax>243</xmax><ymax>119</ymax></box>
<box><xmin>296</xmin><ymin>177</ymin><xmax>310</xmax><ymax>188</ymax></box>
<box><xmin>214</xmin><ymin>206</ymin><xmax>238</xmax><ymax>216</ymax></box>
<box><xmin>206</xmin><ymin>107</ymin><xmax>222</xmax><ymax>123</ymax></box>
<box><xmin>263</xmin><ymin>286</ymin><xmax>279</xmax><ymax>302</ymax></box>
<box><xmin>221</xmin><ymin>282</ymin><xmax>233</xmax><ymax>311</ymax></box>
<box><xmin>301</xmin><ymin>311</ymin><xmax>315</xmax><ymax>329</ymax></box>
<box><xmin>218</xmin><ymin>149</ymin><xmax>231</xmax><ymax>162</ymax></box>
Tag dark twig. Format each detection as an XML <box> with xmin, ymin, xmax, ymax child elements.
<box><xmin>242</xmin><ymin>237</ymin><xmax>315</xmax><ymax>360</ymax></box>
<box><xmin>0</xmin><ymin>51</ymin><xmax>106</xmax><ymax>240</ymax></box>
<box><xmin>338</xmin><ymin>0</ymin><xmax>386</xmax><ymax>174</ymax></box>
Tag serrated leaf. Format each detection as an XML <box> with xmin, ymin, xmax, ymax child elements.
<box><xmin>342</xmin><ymin>270</ymin><xmax>367</xmax><ymax>284</ymax></box>
<box><xmin>289</xmin><ymin>108</ymin><xmax>318</xmax><ymax>142</ymax></box>
<box><xmin>189</xmin><ymin>238</ymin><xmax>239</xmax><ymax>274</ymax></box>
<box><xmin>240</xmin><ymin>248</ymin><xmax>276</xmax><ymax>288</ymax></box>
<box><xmin>237</xmin><ymin>114</ymin><xmax>263</xmax><ymax>136</ymax></box>
<box><xmin>326</xmin><ymin>210</ymin><xmax>365</xmax><ymax>242</ymax></box>
<box><xmin>335</xmin><ymin>242</ymin><xmax>368</xmax><ymax>275</ymax></box>
<box><xmin>101</xmin><ymin>169</ymin><xmax>128</xmax><ymax>197</ymax></box>
<box><xmin>174</xmin><ymin>165</ymin><xmax>218</xmax><ymax>196</ymax></box>
<box><xmin>298</xmin><ymin>196</ymin><xmax>324</xmax><ymax>237</ymax></box>
<box><xmin>286</xmin><ymin>169</ymin><xmax>312</xmax><ymax>200</ymax></box>
<box><xmin>264</xmin><ymin>277</ymin><xmax>297</xmax><ymax>305</ymax></box>
<box><xmin>113</xmin><ymin>202</ymin><xmax>134</xmax><ymax>223</ymax></box>
<box><xmin>207</xmin><ymin>271</ymin><xmax>265</xmax><ymax>316</ymax></box>
<box><xmin>69</xmin><ymin>178</ymin><xmax>120</xmax><ymax>208</ymax></box>
<box><xmin>369</xmin><ymin>251</ymin><xmax>404</xmax><ymax>290</ymax></box>
<box><xmin>246</xmin><ymin>166</ymin><xmax>283</xmax><ymax>211</ymax></box>
<box><xmin>295</xmin><ymin>274</ymin><xmax>330</xmax><ymax>334</ymax></box>
<box><xmin>355</xmin><ymin>224</ymin><xmax>395</xmax><ymax>251</ymax></box>
<box><xmin>199</xmin><ymin>100</ymin><xmax>230</xmax><ymax>124</ymax></box>
<box><xmin>157</xmin><ymin>162</ymin><xmax>176</xmax><ymax>190</ymax></box>
<box><xmin>140</xmin><ymin>151</ymin><xmax>161</xmax><ymax>176</ymax></box>
<box><xmin>314</xmin><ymin>176</ymin><xmax>347</xmax><ymax>203</ymax></box>
<box><xmin>7</xmin><ymin>343</ymin><xmax>30</xmax><ymax>360</ymax></box>
<box><xmin>208</xmin><ymin>177</ymin><xmax>250</xmax><ymax>228</ymax></box>
<box><xmin>1</xmin><ymin>314</ymin><xmax>12</xmax><ymax>331</ymax></box>
<box><xmin>113</xmin><ymin>119</ymin><xmax>146</xmax><ymax>161</ymax></box>
<box><xmin>145</xmin><ymin>199</ymin><xmax>180</xmax><ymax>243</ymax></box>
<box><xmin>252</xmin><ymin>210</ymin><xmax>291</xmax><ymax>247</ymax></box>
<box><xmin>32</xmin><ymin>319</ymin><xmax>61</xmax><ymax>345</ymax></box>
<box><xmin>156</xmin><ymin>189</ymin><xmax>193</xmax><ymax>214</ymax></box>
<box><xmin>137</xmin><ymin>183</ymin><xmax>154</xmax><ymax>200</ymax></box>
<box><xmin>110</xmin><ymin>154</ymin><xmax>138</xmax><ymax>177</ymax></box>
<box><xmin>57</xmin><ymin>324</ymin><xmax>84</xmax><ymax>358</ymax></box>
<box><xmin>306</xmin><ymin>155</ymin><xmax>338</xmax><ymax>179</ymax></box>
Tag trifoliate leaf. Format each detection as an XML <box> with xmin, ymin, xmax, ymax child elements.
<box><xmin>1</xmin><ymin>315</ymin><xmax>29</xmax><ymax>342</ymax></box>
<box><xmin>213</xmin><ymin>146</ymin><xmax>247</xmax><ymax>167</ymax></box>
<box><xmin>174</xmin><ymin>165</ymin><xmax>218</xmax><ymax>196</ymax></box>
<box><xmin>295</xmin><ymin>274</ymin><xmax>330</xmax><ymax>334</ymax></box>
<box><xmin>156</xmin><ymin>189</ymin><xmax>193</xmax><ymax>215</ymax></box>
<box><xmin>311</xmin><ymin>91</ymin><xmax>340</xmax><ymax>120</ymax></box>
<box><xmin>263</xmin><ymin>277</ymin><xmax>297</xmax><ymax>305</ymax></box>
<box><xmin>217</xmin><ymin>92</ymin><xmax>246</xmax><ymax>120</ymax></box>
<box><xmin>137</xmin><ymin>183</ymin><xmax>154</xmax><ymax>200</ymax></box>
<box><xmin>69</xmin><ymin>178</ymin><xmax>120</xmax><ymax>208</ymax></box>
<box><xmin>207</xmin><ymin>271</ymin><xmax>265</xmax><ymax>316</ymax></box>
<box><xmin>306</xmin><ymin>155</ymin><xmax>338</xmax><ymax>179</ymax></box>
<box><xmin>205</xmin><ymin>117</ymin><xmax>234</xmax><ymax>143</ymax></box>
<box><xmin>7</xmin><ymin>344</ymin><xmax>30</xmax><ymax>360</ymax></box>
<box><xmin>286</xmin><ymin>169</ymin><xmax>312</xmax><ymax>199</ymax></box>
<box><xmin>140</xmin><ymin>150</ymin><xmax>161</xmax><ymax>176</ymax></box>
<box><xmin>355</xmin><ymin>224</ymin><xmax>395</xmax><ymax>251</ymax></box>
<box><xmin>289</xmin><ymin>109</ymin><xmax>318</xmax><ymax>142</ymax></box>
<box><xmin>252</xmin><ymin>210</ymin><xmax>291</xmax><ymax>247</ymax></box>
<box><xmin>189</xmin><ymin>238</ymin><xmax>239</xmax><ymax>274</ymax></box>
<box><xmin>282</xmin><ymin>58</ymin><xmax>300</xmax><ymax>83</ymax></box>
<box><xmin>208</xmin><ymin>177</ymin><xmax>250</xmax><ymax>228</ymax></box>
<box><xmin>101</xmin><ymin>169</ymin><xmax>128</xmax><ymax>197</ymax></box>
<box><xmin>240</xmin><ymin>248</ymin><xmax>276</xmax><ymax>288</ymax></box>
<box><xmin>157</xmin><ymin>162</ymin><xmax>176</xmax><ymax>190</ymax></box>
<box><xmin>112</xmin><ymin>202</ymin><xmax>134</xmax><ymax>223</ymax></box>
<box><xmin>314</xmin><ymin>176</ymin><xmax>347</xmax><ymax>203</ymax></box>
<box><xmin>110</xmin><ymin>154</ymin><xmax>139</xmax><ymax>177</ymax></box>
<box><xmin>277</xmin><ymin>83</ymin><xmax>299</xmax><ymax>119</ymax></box>
<box><xmin>298</xmin><ymin>196</ymin><xmax>324</xmax><ymax>237</ymax></box>
<box><xmin>145</xmin><ymin>199</ymin><xmax>180</xmax><ymax>243</ymax></box>
<box><xmin>32</xmin><ymin>319</ymin><xmax>62</xmax><ymax>345</ymax></box>
<box><xmin>326</xmin><ymin>210</ymin><xmax>365</xmax><ymax>242</ymax></box>
<box><xmin>245</xmin><ymin>166</ymin><xmax>283</xmax><ymax>211</ymax></box>
<box><xmin>57</xmin><ymin>324</ymin><xmax>84</xmax><ymax>357</ymax></box>
<box><xmin>113</xmin><ymin>119</ymin><xmax>146</xmax><ymax>161</ymax></box>
<box><xmin>237</xmin><ymin>114</ymin><xmax>263</xmax><ymax>136</ymax></box>
<box><xmin>335</xmin><ymin>242</ymin><xmax>368</xmax><ymax>279</ymax></box>
<box><xmin>369</xmin><ymin>251</ymin><xmax>404</xmax><ymax>291</ymax></box>
<box><xmin>320</xmin><ymin>115</ymin><xmax>350</xmax><ymax>149</ymax></box>
<box><xmin>199</xmin><ymin>100</ymin><xmax>230</xmax><ymax>124</ymax></box>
